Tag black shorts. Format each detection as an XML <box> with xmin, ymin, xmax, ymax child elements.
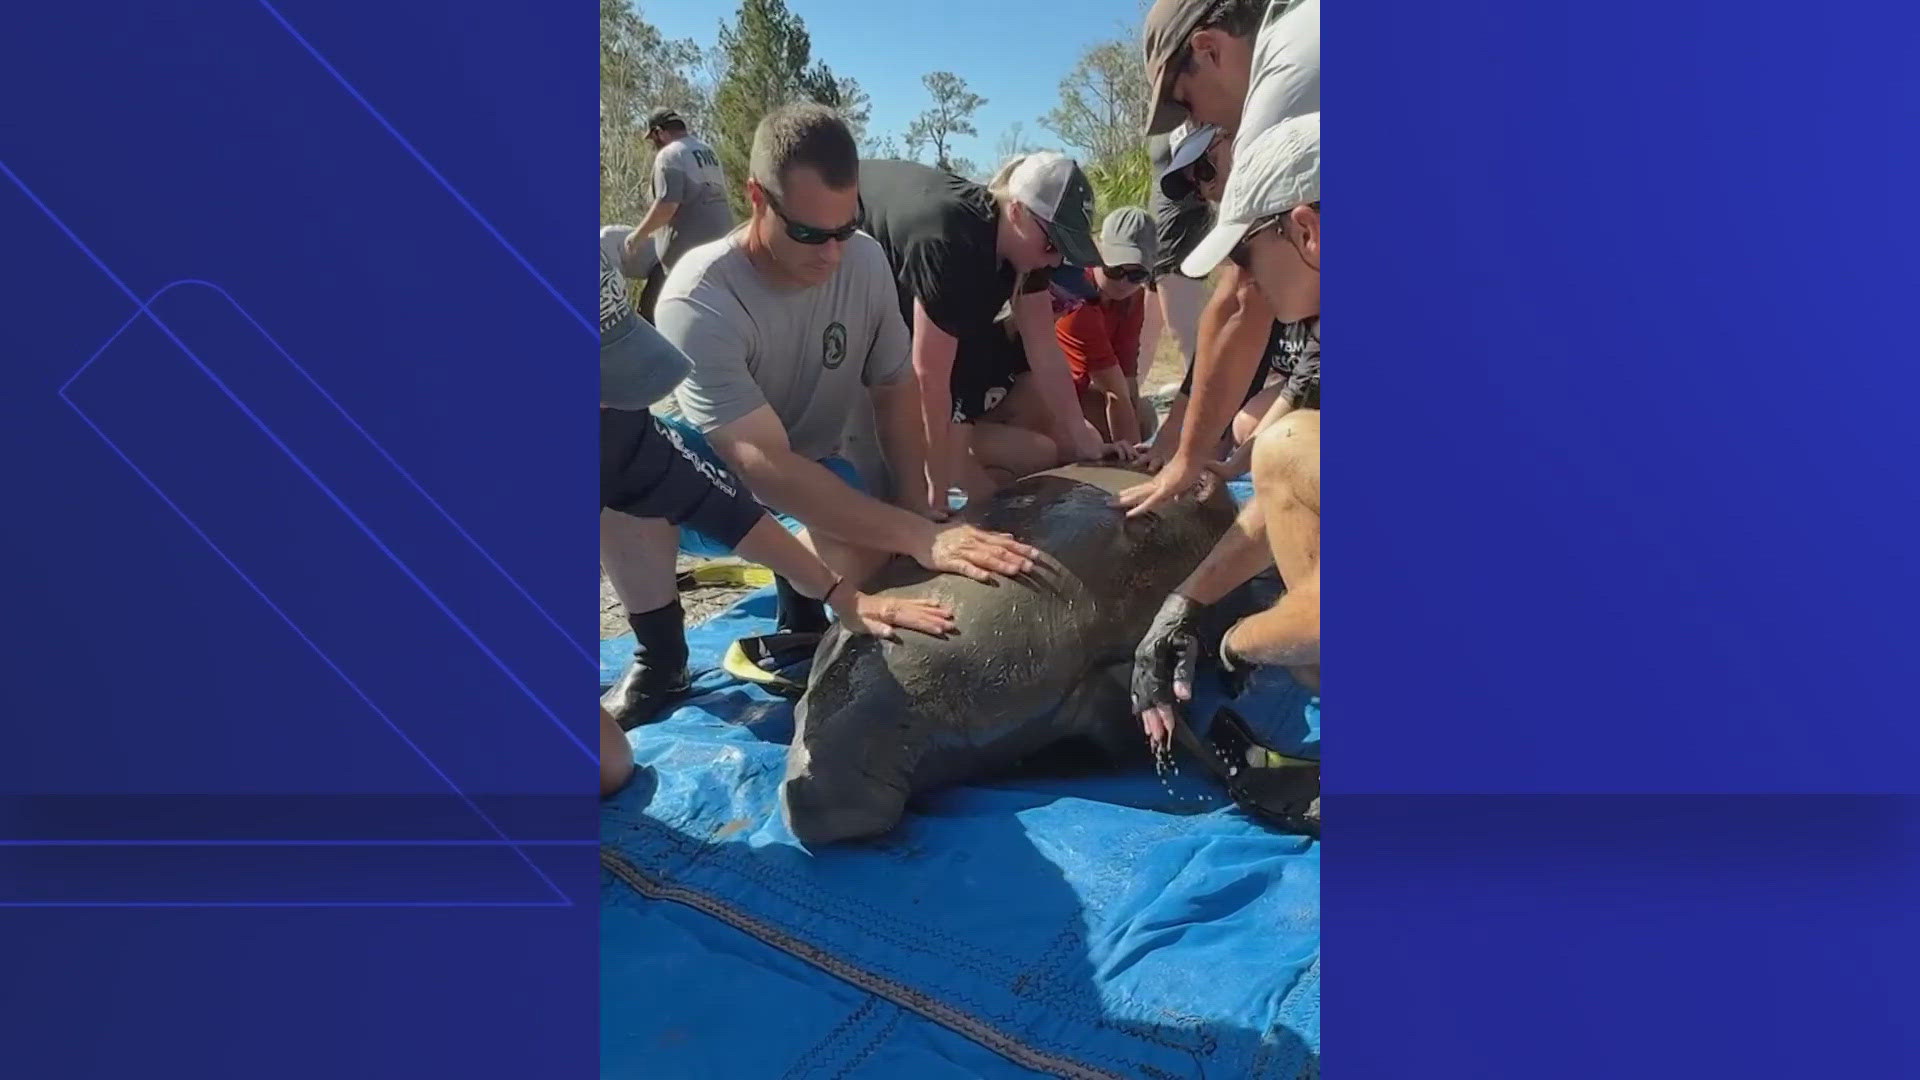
<box><xmin>599</xmin><ymin>406</ymin><xmax>763</xmax><ymax>549</ymax></box>
<box><xmin>1150</xmin><ymin>188</ymin><xmax>1213</xmax><ymax>280</ymax></box>
<box><xmin>948</xmin><ymin>317</ymin><xmax>1030</xmax><ymax>423</ymax></box>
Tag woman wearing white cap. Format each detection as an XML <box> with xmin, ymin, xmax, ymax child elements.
<box><xmin>857</xmin><ymin>153</ymin><xmax>1113</xmax><ymax>516</ymax></box>
<box><xmin>1131</xmin><ymin>114</ymin><xmax>1321</xmax><ymax>749</ymax></box>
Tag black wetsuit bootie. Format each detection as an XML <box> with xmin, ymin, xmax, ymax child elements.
<box><xmin>774</xmin><ymin>575</ymin><xmax>829</xmax><ymax>635</ymax></box>
<box><xmin>602</xmin><ymin>601</ymin><xmax>691</xmax><ymax>730</ymax></box>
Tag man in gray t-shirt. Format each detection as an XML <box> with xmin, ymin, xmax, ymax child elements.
<box><xmin>662</xmin><ymin>230</ymin><xmax>907</xmax><ymax>462</ymax></box>
<box><xmin>620</xmin><ymin>109</ymin><xmax>735</xmax><ymax>321</ymax></box>
<box><xmin>613</xmin><ymin>103</ymin><xmax>1037</xmax><ymax>636</ymax></box>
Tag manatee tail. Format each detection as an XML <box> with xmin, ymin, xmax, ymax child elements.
<box><xmin>780</xmin><ymin>635</ymin><xmax>917</xmax><ymax>846</ymax></box>
<box><xmin>779</xmin><ymin>770</ymin><xmax>909</xmax><ymax>847</ymax></box>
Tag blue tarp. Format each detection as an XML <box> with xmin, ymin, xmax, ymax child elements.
<box><xmin>600</xmin><ymin>481</ymin><xmax>1319</xmax><ymax>1079</ymax></box>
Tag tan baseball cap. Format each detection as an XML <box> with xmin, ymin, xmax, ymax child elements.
<box><xmin>1142</xmin><ymin>0</ymin><xmax>1219</xmax><ymax>135</ymax></box>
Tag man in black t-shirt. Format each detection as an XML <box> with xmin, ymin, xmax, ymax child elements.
<box><xmin>1143</xmin><ymin>126</ymin><xmax>1216</xmax><ymax>412</ymax></box>
<box><xmin>857</xmin><ymin>153</ymin><xmax>1108</xmax><ymax>514</ymax></box>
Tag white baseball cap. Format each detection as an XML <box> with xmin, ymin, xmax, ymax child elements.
<box><xmin>1003</xmin><ymin>152</ymin><xmax>1101</xmax><ymax>266</ymax></box>
<box><xmin>1181</xmin><ymin>112</ymin><xmax>1320</xmax><ymax>279</ymax></box>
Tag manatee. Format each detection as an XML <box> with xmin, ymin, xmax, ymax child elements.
<box><xmin>780</xmin><ymin>464</ymin><xmax>1239</xmax><ymax>845</ymax></box>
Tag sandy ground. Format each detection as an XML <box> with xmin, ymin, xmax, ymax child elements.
<box><xmin>600</xmin><ymin>336</ymin><xmax>1190</xmax><ymax>641</ymax></box>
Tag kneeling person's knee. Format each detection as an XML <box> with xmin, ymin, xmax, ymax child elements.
<box><xmin>1251</xmin><ymin>410</ymin><xmax>1320</xmax><ymax>501</ymax></box>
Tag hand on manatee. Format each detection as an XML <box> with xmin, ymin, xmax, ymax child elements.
<box><xmin>1113</xmin><ymin>452</ymin><xmax>1206</xmax><ymax>519</ymax></box>
<box><xmin>914</xmin><ymin>522</ymin><xmax>1039</xmax><ymax>583</ymax></box>
<box><xmin>1134</xmin><ymin>439</ymin><xmax>1174</xmax><ymax>474</ymax></box>
<box><xmin>847</xmin><ymin>592</ymin><xmax>956</xmax><ymax>640</ymax></box>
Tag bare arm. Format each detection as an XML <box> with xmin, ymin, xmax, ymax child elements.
<box><xmin>1140</xmin><ymin>393</ymin><xmax>1188</xmax><ymax>471</ymax></box>
<box><xmin>1013</xmin><ymin>290</ymin><xmax>1101</xmax><ymax>460</ymax></box>
<box><xmin>1115</xmin><ymin>264</ymin><xmax>1272</xmax><ymax>515</ymax></box>
<box><xmin>707</xmin><ymin>405</ymin><xmax>1037</xmax><ymax>581</ymax></box>
<box><xmin>633</xmin><ymin>199</ymin><xmax>680</xmax><ymax>241</ymax></box>
<box><xmin>707</xmin><ymin>405</ymin><xmax>929</xmax><ymax>555</ymax></box>
<box><xmin>910</xmin><ymin>301</ymin><xmax>960</xmax><ymax>511</ymax></box>
<box><xmin>1178</xmin><ymin>264</ymin><xmax>1273</xmax><ymax>463</ymax></box>
<box><xmin>1177</xmin><ymin>496</ymin><xmax>1276</xmax><ymax>606</ymax></box>
<box><xmin>1088</xmin><ymin>365</ymin><xmax>1141</xmax><ymax>447</ymax></box>
<box><xmin>871</xmin><ymin>374</ymin><xmax>935</xmax><ymax>518</ymax></box>
<box><xmin>732</xmin><ymin>516</ymin><xmax>955</xmax><ymax>638</ymax></box>
<box><xmin>949</xmin><ymin>423</ymin><xmax>1000</xmax><ymax>503</ymax></box>
<box><xmin>1224</xmin><ymin>563</ymin><xmax>1319</xmax><ymax>667</ymax></box>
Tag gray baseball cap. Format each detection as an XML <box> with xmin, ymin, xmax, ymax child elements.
<box><xmin>1096</xmin><ymin>206</ymin><xmax>1158</xmax><ymax>269</ymax></box>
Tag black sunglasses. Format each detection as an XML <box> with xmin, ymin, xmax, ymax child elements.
<box><xmin>764</xmin><ymin>188</ymin><xmax>861</xmax><ymax>245</ymax></box>
<box><xmin>1107</xmin><ymin>265</ymin><xmax>1151</xmax><ymax>284</ymax></box>
<box><xmin>1227</xmin><ymin>203</ymin><xmax>1320</xmax><ymax>268</ymax></box>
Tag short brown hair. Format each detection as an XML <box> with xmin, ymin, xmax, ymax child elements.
<box><xmin>1201</xmin><ymin>0</ymin><xmax>1265</xmax><ymax>39</ymax></box>
<box><xmin>1176</xmin><ymin>0</ymin><xmax>1266</xmax><ymax>76</ymax></box>
<box><xmin>749</xmin><ymin>104</ymin><xmax>858</xmax><ymax>198</ymax></box>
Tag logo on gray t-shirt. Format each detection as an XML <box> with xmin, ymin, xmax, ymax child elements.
<box><xmin>822</xmin><ymin>322</ymin><xmax>847</xmax><ymax>370</ymax></box>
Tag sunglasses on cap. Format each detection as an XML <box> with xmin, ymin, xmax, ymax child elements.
<box><xmin>1106</xmin><ymin>265</ymin><xmax>1151</xmax><ymax>284</ymax></box>
<box><xmin>764</xmin><ymin>187</ymin><xmax>862</xmax><ymax>245</ymax></box>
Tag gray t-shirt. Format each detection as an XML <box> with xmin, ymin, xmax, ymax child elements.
<box><xmin>658</xmin><ymin>231</ymin><xmax>911</xmax><ymax>462</ymax></box>
<box><xmin>652</xmin><ymin>136</ymin><xmax>734</xmax><ymax>269</ymax></box>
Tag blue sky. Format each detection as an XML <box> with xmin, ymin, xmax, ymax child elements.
<box><xmin>643</xmin><ymin>0</ymin><xmax>1145</xmax><ymax>172</ymax></box>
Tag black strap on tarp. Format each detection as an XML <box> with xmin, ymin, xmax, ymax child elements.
<box><xmin>1168</xmin><ymin>705</ymin><xmax>1320</xmax><ymax>838</ymax></box>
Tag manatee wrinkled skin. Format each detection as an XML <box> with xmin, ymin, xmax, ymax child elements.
<box><xmin>780</xmin><ymin>465</ymin><xmax>1237</xmax><ymax>845</ymax></box>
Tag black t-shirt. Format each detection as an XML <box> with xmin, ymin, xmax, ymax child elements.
<box><xmin>1146</xmin><ymin>131</ymin><xmax>1213</xmax><ymax>279</ymax></box>
<box><xmin>948</xmin><ymin>313</ymin><xmax>1030</xmax><ymax>423</ymax></box>
<box><xmin>857</xmin><ymin>159</ymin><xmax>1050</xmax><ymax>339</ymax></box>
<box><xmin>1179</xmin><ymin>317</ymin><xmax>1320</xmax><ymax>411</ymax></box>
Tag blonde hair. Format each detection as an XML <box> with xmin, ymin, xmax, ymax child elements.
<box><xmin>986</xmin><ymin>154</ymin><xmax>1030</xmax><ymax>198</ymax></box>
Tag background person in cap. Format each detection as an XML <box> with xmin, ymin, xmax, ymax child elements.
<box><xmin>857</xmin><ymin>151</ymin><xmax>1112</xmax><ymax>517</ymax></box>
<box><xmin>1156</xmin><ymin>115</ymin><xmax>1318</xmax><ymax>481</ymax></box>
<box><xmin>1052</xmin><ymin>206</ymin><xmax>1161</xmax><ymax>447</ymax></box>
<box><xmin>1123</xmin><ymin>0</ymin><xmax>1319</xmax><ymax>518</ymax></box>
<box><xmin>1137</xmin><ymin>117</ymin><xmax>1283</xmax><ymax>474</ymax></box>
<box><xmin>1138</xmin><ymin>125</ymin><xmax>1217</xmax><ymax>449</ymax></box>
<box><xmin>1131</xmin><ymin>114</ymin><xmax>1321</xmax><ymax>751</ymax></box>
<box><xmin>622</xmin><ymin>108</ymin><xmax>734</xmax><ymax>322</ymax></box>
<box><xmin>598</xmin><ymin>238</ymin><xmax>957</xmax><ymax>726</ymax></box>
<box><xmin>938</xmin><ymin>209</ymin><xmax>1164</xmax><ymax>501</ymax></box>
<box><xmin>1143</xmin><ymin>0</ymin><xmax>1319</xmax><ymax>141</ymax></box>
